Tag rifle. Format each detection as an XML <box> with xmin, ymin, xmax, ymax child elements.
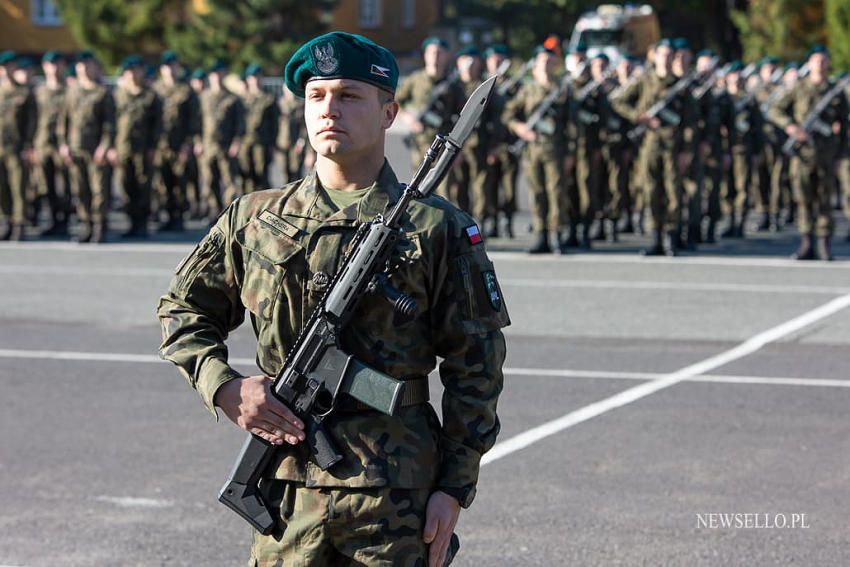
<box><xmin>733</xmin><ymin>65</ymin><xmax>784</xmax><ymax>114</ymax></box>
<box><xmin>692</xmin><ymin>59</ymin><xmax>725</xmax><ymax>101</ymax></box>
<box><xmin>761</xmin><ymin>63</ymin><xmax>810</xmax><ymax>115</ymax></box>
<box><xmin>507</xmin><ymin>72</ymin><xmax>573</xmax><ymax>155</ymax></box>
<box><xmin>626</xmin><ymin>60</ymin><xmax>719</xmax><ymax>144</ymax></box>
<box><xmin>402</xmin><ymin>68</ymin><xmax>461</xmax><ymax>148</ymax></box>
<box><xmin>497</xmin><ymin>57</ymin><xmax>533</xmax><ymax>97</ymax></box>
<box><xmin>218</xmin><ymin>76</ymin><xmax>498</xmax><ymax>536</ymax></box>
<box><xmin>574</xmin><ymin>67</ymin><xmax>618</xmax><ymax>126</ymax></box>
<box><xmin>782</xmin><ymin>74</ymin><xmax>850</xmax><ymax>156</ymax></box>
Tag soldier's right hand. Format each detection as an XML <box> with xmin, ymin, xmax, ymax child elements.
<box><xmin>786</xmin><ymin>124</ymin><xmax>808</xmax><ymax>143</ymax></box>
<box><xmin>214</xmin><ymin>375</ymin><xmax>306</xmax><ymax>446</ymax></box>
<box><xmin>60</xmin><ymin>144</ymin><xmax>72</xmax><ymax>165</ymax></box>
<box><xmin>193</xmin><ymin>142</ymin><xmax>204</xmax><ymax>157</ymax></box>
<box><xmin>513</xmin><ymin>122</ymin><xmax>536</xmax><ymax>142</ymax></box>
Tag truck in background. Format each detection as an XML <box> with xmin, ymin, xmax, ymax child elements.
<box><xmin>568</xmin><ymin>4</ymin><xmax>661</xmax><ymax>64</ymax></box>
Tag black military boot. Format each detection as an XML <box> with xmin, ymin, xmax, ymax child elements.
<box><xmin>769</xmin><ymin>213</ymin><xmax>781</xmax><ymax>233</ymax></box>
<box><xmin>720</xmin><ymin>215</ymin><xmax>736</xmax><ymax>238</ymax></box>
<box><xmin>755</xmin><ymin>211</ymin><xmax>770</xmax><ymax>231</ymax></box>
<box><xmin>734</xmin><ymin>218</ymin><xmax>746</xmax><ymax>238</ymax></box>
<box><xmin>581</xmin><ymin>221</ymin><xmax>592</xmax><ymax>250</ymax></box>
<box><xmin>815</xmin><ymin>236</ymin><xmax>833</xmax><ymax>261</ymax></box>
<box><xmin>663</xmin><ymin>231</ymin><xmax>678</xmax><ymax>256</ymax></box>
<box><xmin>527</xmin><ymin>231</ymin><xmax>551</xmax><ymax>254</ymax></box>
<box><xmin>618</xmin><ymin>210</ymin><xmax>634</xmax><ymax>234</ymax></box>
<box><xmin>158</xmin><ymin>212</ymin><xmax>185</xmax><ymax>232</ymax></box>
<box><xmin>484</xmin><ymin>216</ymin><xmax>499</xmax><ymax>239</ymax></box>
<box><xmin>640</xmin><ymin>231</ymin><xmax>665</xmax><ymax>256</ymax></box>
<box><xmin>605</xmin><ymin>219</ymin><xmax>618</xmax><ymax>243</ymax></box>
<box><xmin>75</xmin><ymin>221</ymin><xmax>93</xmax><ymax>243</ymax></box>
<box><xmin>635</xmin><ymin>209</ymin><xmax>646</xmax><ymax>235</ymax></box>
<box><xmin>791</xmin><ymin>234</ymin><xmax>815</xmax><ymax>260</ymax></box>
<box><xmin>704</xmin><ymin>219</ymin><xmax>717</xmax><ymax>244</ymax></box>
<box><xmin>685</xmin><ymin>223</ymin><xmax>700</xmax><ymax>251</ymax></box>
<box><xmin>590</xmin><ymin>219</ymin><xmax>606</xmax><ymax>241</ymax></box>
<box><xmin>503</xmin><ymin>213</ymin><xmax>514</xmax><ymax>239</ymax></box>
<box><xmin>91</xmin><ymin>222</ymin><xmax>108</xmax><ymax>244</ymax></box>
<box><xmin>9</xmin><ymin>224</ymin><xmax>24</xmax><ymax>242</ymax></box>
<box><xmin>565</xmin><ymin>221</ymin><xmax>579</xmax><ymax>247</ymax></box>
<box><xmin>0</xmin><ymin>223</ymin><xmax>11</xmax><ymax>241</ymax></box>
<box><xmin>42</xmin><ymin>218</ymin><xmax>69</xmax><ymax>237</ymax></box>
<box><xmin>556</xmin><ymin>231</ymin><xmax>569</xmax><ymax>255</ymax></box>
<box><xmin>122</xmin><ymin>219</ymin><xmax>149</xmax><ymax>239</ymax></box>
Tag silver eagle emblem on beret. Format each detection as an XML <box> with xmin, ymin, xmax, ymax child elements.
<box><xmin>313</xmin><ymin>42</ymin><xmax>339</xmax><ymax>74</ymax></box>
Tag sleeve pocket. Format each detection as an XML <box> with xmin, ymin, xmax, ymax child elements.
<box><xmin>452</xmin><ymin>252</ymin><xmax>511</xmax><ymax>334</ymax></box>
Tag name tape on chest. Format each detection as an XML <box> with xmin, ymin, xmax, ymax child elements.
<box><xmin>259</xmin><ymin>209</ymin><xmax>300</xmax><ymax>239</ymax></box>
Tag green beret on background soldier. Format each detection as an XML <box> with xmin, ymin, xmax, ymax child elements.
<box><xmin>112</xmin><ymin>55</ymin><xmax>162</xmax><ymax>239</ymax></box>
<box><xmin>0</xmin><ymin>51</ymin><xmax>37</xmax><ymax>241</ymax></box>
<box><xmin>238</xmin><ymin>63</ymin><xmax>278</xmax><ymax>195</ymax></box>
<box><xmin>158</xmin><ymin>30</ymin><xmax>508</xmax><ymax>567</ymax></box>
<box><xmin>769</xmin><ymin>44</ymin><xmax>849</xmax><ymax>260</ymax></box>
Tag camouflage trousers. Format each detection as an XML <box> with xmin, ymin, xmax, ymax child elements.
<box><xmin>154</xmin><ymin>149</ymin><xmax>188</xmax><ymax>218</ymax></box>
<box><xmin>482</xmin><ymin>150</ymin><xmax>519</xmax><ymax>217</ymax></box>
<box><xmin>523</xmin><ymin>145</ymin><xmax>566</xmax><ymax>233</ymax></box>
<box><xmin>638</xmin><ymin>144</ymin><xmax>680</xmax><ymax>233</ymax></box>
<box><xmin>790</xmin><ymin>153</ymin><xmax>836</xmax><ymax>237</ymax></box>
<box><xmin>117</xmin><ymin>154</ymin><xmax>152</xmax><ymax>224</ymax></box>
<box><xmin>200</xmin><ymin>148</ymin><xmax>240</xmax><ymax>218</ymax></box>
<box><xmin>32</xmin><ymin>146</ymin><xmax>72</xmax><ymax>225</ymax></box>
<box><xmin>576</xmin><ymin>144</ymin><xmax>605</xmax><ymax>222</ymax></box>
<box><xmin>0</xmin><ymin>151</ymin><xmax>29</xmax><ymax>224</ymax></box>
<box><xmin>724</xmin><ymin>149</ymin><xmax>751</xmax><ymax>218</ymax></box>
<box><xmin>68</xmin><ymin>150</ymin><xmax>111</xmax><ymax>224</ymax></box>
<box><xmin>751</xmin><ymin>143</ymin><xmax>777</xmax><ymax>214</ymax></box>
<box><xmin>250</xmin><ymin>481</ymin><xmax>456</xmax><ymax>567</ymax></box>
<box><xmin>275</xmin><ymin>146</ymin><xmax>304</xmax><ymax>186</ymax></box>
<box><xmin>239</xmin><ymin>143</ymin><xmax>272</xmax><ymax>195</ymax></box>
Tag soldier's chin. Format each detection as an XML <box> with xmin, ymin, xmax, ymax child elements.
<box><xmin>314</xmin><ymin>140</ymin><xmax>347</xmax><ymax>157</ymax></box>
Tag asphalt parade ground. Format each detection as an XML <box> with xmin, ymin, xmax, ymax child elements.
<box><xmin>2</xmin><ymin>129</ymin><xmax>850</xmax><ymax>566</ymax></box>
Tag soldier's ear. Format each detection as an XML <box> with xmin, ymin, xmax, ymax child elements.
<box><xmin>382</xmin><ymin>99</ymin><xmax>399</xmax><ymax>130</ymax></box>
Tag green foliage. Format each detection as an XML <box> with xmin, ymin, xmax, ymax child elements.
<box><xmin>732</xmin><ymin>0</ymin><xmax>825</xmax><ymax>64</ymax></box>
<box><xmin>53</xmin><ymin>0</ymin><xmax>337</xmax><ymax>74</ymax></box>
<box><xmin>826</xmin><ymin>0</ymin><xmax>850</xmax><ymax>70</ymax></box>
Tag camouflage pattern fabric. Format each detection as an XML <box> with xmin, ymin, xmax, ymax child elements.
<box><xmin>199</xmin><ymin>88</ymin><xmax>244</xmax><ymax>214</ymax></box>
<box><xmin>239</xmin><ymin>89</ymin><xmax>278</xmax><ymax>194</ymax></box>
<box><xmin>114</xmin><ymin>86</ymin><xmax>161</xmax><ymax>223</ymax></box>
<box><xmin>33</xmin><ymin>82</ymin><xmax>71</xmax><ymax>224</ymax></box>
<box><xmin>0</xmin><ymin>81</ymin><xmax>36</xmax><ymax>224</ymax></box>
<box><xmin>158</xmin><ymin>161</ymin><xmax>508</xmax><ymax>497</ymax></box>
<box><xmin>153</xmin><ymin>79</ymin><xmax>199</xmax><ymax>217</ymax></box>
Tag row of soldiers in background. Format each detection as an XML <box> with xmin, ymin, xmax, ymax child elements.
<box><xmin>395</xmin><ymin>36</ymin><xmax>850</xmax><ymax>260</ymax></box>
<box><xmin>0</xmin><ymin>49</ymin><xmax>313</xmax><ymax>242</ymax></box>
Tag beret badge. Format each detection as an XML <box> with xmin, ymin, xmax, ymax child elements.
<box><xmin>313</xmin><ymin>41</ymin><xmax>340</xmax><ymax>75</ymax></box>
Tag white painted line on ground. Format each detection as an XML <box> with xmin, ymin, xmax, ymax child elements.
<box><xmin>481</xmin><ymin>293</ymin><xmax>850</xmax><ymax>467</ymax></box>
<box><xmin>95</xmin><ymin>496</ymin><xmax>174</xmax><ymax>508</ymax></box>
<box><xmin>500</xmin><ymin>278</ymin><xmax>850</xmax><ymax>295</ymax></box>
<box><xmin>489</xmin><ymin>251</ymin><xmax>850</xmax><ymax>269</ymax></box>
<box><xmin>0</xmin><ymin>265</ymin><xmax>171</xmax><ymax>277</ymax></box>
<box><xmin>0</xmin><ymin>242</ymin><xmax>192</xmax><ymax>253</ymax></box>
<box><xmin>0</xmin><ymin>349</ymin><xmax>848</xmax><ymax>389</ymax></box>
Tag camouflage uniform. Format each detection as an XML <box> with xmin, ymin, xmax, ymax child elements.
<box><xmin>157</xmin><ymin>163</ymin><xmax>508</xmax><ymax>565</ymax></box>
<box><xmin>58</xmin><ymin>82</ymin><xmax>114</xmax><ymax>233</ymax></box>
<box><xmin>753</xmin><ymin>83</ymin><xmax>782</xmax><ymax>228</ymax></box>
<box><xmin>572</xmin><ymin>72</ymin><xmax>608</xmax><ymax>243</ymax></box>
<box><xmin>503</xmin><ymin>79</ymin><xmax>573</xmax><ymax>243</ymax></box>
<box><xmin>769</xmin><ymin>77</ymin><xmax>848</xmax><ymax>240</ymax></box>
<box><xmin>395</xmin><ymin>69</ymin><xmax>464</xmax><ymax>205</ymax></box>
<box><xmin>113</xmin><ymin>85</ymin><xmax>161</xmax><ymax>232</ymax></box>
<box><xmin>276</xmin><ymin>95</ymin><xmax>308</xmax><ymax>185</ymax></box>
<box><xmin>33</xmin><ymin>80</ymin><xmax>71</xmax><ymax>232</ymax></box>
<box><xmin>450</xmin><ymin>77</ymin><xmax>496</xmax><ymax>220</ymax></box>
<box><xmin>611</xmin><ymin>71</ymin><xmax>695</xmax><ymax>246</ymax></box>
<box><xmin>481</xmin><ymin>81</ymin><xmax>519</xmax><ymax>237</ymax></box>
<box><xmin>239</xmin><ymin>89</ymin><xmax>278</xmax><ymax>194</ymax></box>
<box><xmin>153</xmin><ymin>78</ymin><xmax>199</xmax><ymax>226</ymax></box>
<box><xmin>199</xmin><ymin>87</ymin><xmax>244</xmax><ymax>218</ymax></box>
<box><xmin>719</xmin><ymin>90</ymin><xmax>762</xmax><ymax>232</ymax></box>
<box><xmin>0</xmin><ymin>78</ymin><xmax>36</xmax><ymax>234</ymax></box>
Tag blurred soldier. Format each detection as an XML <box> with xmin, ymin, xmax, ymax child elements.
<box><xmin>770</xmin><ymin>45</ymin><xmax>848</xmax><ymax>260</ymax></box>
<box><xmin>481</xmin><ymin>44</ymin><xmax>519</xmax><ymax>238</ymax></box>
<box><xmin>753</xmin><ymin>56</ymin><xmax>782</xmax><ymax>231</ymax></box>
<box><xmin>153</xmin><ymin>51</ymin><xmax>198</xmax><ymax>231</ymax></box>
<box><xmin>774</xmin><ymin>63</ymin><xmax>801</xmax><ymax>227</ymax></box>
<box><xmin>611</xmin><ymin>56</ymin><xmax>644</xmax><ymax>234</ymax></box>
<box><xmin>692</xmin><ymin>49</ymin><xmax>725</xmax><ymax>243</ymax></box>
<box><xmin>111</xmin><ymin>55</ymin><xmax>161</xmax><ymax>238</ymax></box>
<box><xmin>238</xmin><ymin>63</ymin><xmax>278</xmax><ymax>194</ymax></box>
<box><xmin>396</xmin><ymin>37</ymin><xmax>464</xmax><ymax>185</ymax></box>
<box><xmin>445</xmin><ymin>46</ymin><xmax>484</xmax><ymax>214</ymax></box>
<box><xmin>719</xmin><ymin>62</ymin><xmax>761</xmax><ymax>239</ymax></box>
<box><xmin>195</xmin><ymin>60</ymin><xmax>244</xmax><ymax>223</ymax></box>
<box><xmin>58</xmin><ymin>51</ymin><xmax>114</xmax><ymax>243</ymax></box>
<box><xmin>839</xmin><ymin>73</ymin><xmax>850</xmax><ymax>241</ymax></box>
<box><xmin>611</xmin><ymin>39</ymin><xmax>695</xmax><ymax>256</ymax></box>
<box><xmin>275</xmin><ymin>87</ymin><xmax>312</xmax><ymax>185</ymax></box>
<box><xmin>504</xmin><ymin>45</ymin><xmax>573</xmax><ymax>254</ymax></box>
<box><xmin>33</xmin><ymin>50</ymin><xmax>72</xmax><ymax>236</ymax></box>
<box><xmin>0</xmin><ymin>52</ymin><xmax>36</xmax><ymax>241</ymax></box>
<box><xmin>185</xmin><ymin>68</ymin><xmax>205</xmax><ymax>218</ymax></box>
<box><xmin>563</xmin><ymin>44</ymin><xmax>589</xmax><ymax>247</ymax></box>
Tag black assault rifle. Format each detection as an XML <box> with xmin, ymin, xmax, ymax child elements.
<box><xmin>508</xmin><ymin>67</ymin><xmax>581</xmax><ymax>155</ymax></box>
<box><xmin>402</xmin><ymin>67</ymin><xmax>462</xmax><ymax>148</ymax></box>
<box><xmin>782</xmin><ymin>74</ymin><xmax>850</xmax><ymax>156</ymax></box>
<box><xmin>497</xmin><ymin>57</ymin><xmax>534</xmax><ymax>97</ymax></box>
<box><xmin>218</xmin><ymin>76</ymin><xmax>498</xmax><ymax>536</ymax></box>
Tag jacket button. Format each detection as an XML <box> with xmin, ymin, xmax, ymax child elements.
<box><xmin>312</xmin><ymin>271</ymin><xmax>330</xmax><ymax>290</ymax></box>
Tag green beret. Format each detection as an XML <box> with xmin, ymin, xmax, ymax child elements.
<box><xmin>696</xmin><ymin>49</ymin><xmax>715</xmax><ymax>59</ymax></box>
<box><xmin>209</xmin><ymin>59</ymin><xmax>229</xmax><ymax>73</ymax></box>
<box><xmin>784</xmin><ymin>61</ymin><xmax>799</xmax><ymax>72</ymax></box>
<box><xmin>75</xmin><ymin>50</ymin><xmax>95</xmax><ymax>63</ymax></box>
<box><xmin>120</xmin><ymin>55</ymin><xmax>143</xmax><ymax>72</ymax></box>
<box><xmin>533</xmin><ymin>45</ymin><xmax>556</xmax><ymax>57</ymax></box>
<box><xmin>243</xmin><ymin>62</ymin><xmax>263</xmax><ymax>77</ymax></box>
<box><xmin>285</xmin><ymin>31</ymin><xmax>399</xmax><ymax>98</ymax></box>
<box><xmin>65</xmin><ymin>65</ymin><xmax>76</xmax><ymax>78</ymax></box>
<box><xmin>191</xmin><ymin>68</ymin><xmax>207</xmax><ymax>80</ymax></box>
<box><xmin>807</xmin><ymin>44</ymin><xmax>829</xmax><ymax>59</ymax></box>
<box><xmin>727</xmin><ymin>60</ymin><xmax>743</xmax><ymax>73</ymax></box>
<box><xmin>42</xmin><ymin>50</ymin><xmax>63</xmax><ymax>64</ymax></box>
<box><xmin>15</xmin><ymin>57</ymin><xmax>33</xmax><ymax>70</ymax></box>
<box><xmin>655</xmin><ymin>38</ymin><xmax>672</xmax><ymax>49</ymax></box>
<box><xmin>421</xmin><ymin>36</ymin><xmax>449</xmax><ymax>51</ymax></box>
<box><xmin>592</xmin><ymin>53</ymin><xmax>609</xmax><ymax>63</ymax></box>
<box><xmin>456</xmin><ymin>46</ymin><xmax>480</xmax><ymax>59</ymax></box>
<box><xmin>568</xmin><ymin>43</ymin><xmax>588</xmax><ymax>55</ymax></box>
<box><xmin>483</xmin><ymin>44</ymin><xmax>509</xmax><ymax>59</ymax></box>
<box><xmin>0</xmin><ymin>50</ymin><xmax>16</xmax><ymax>65</ymax></box>
<box><xmin>758</xmin><ymin>56</ymin><xmax>778</xmax><ymax>68</ymax></box>
<box><xmin>672</xmin><ymin>37</ymin><xmax>691</xmax><ymax>51</ymax></box>
<box><xmin>160</xmin><ymin>50</ymin><xmax>179</xmax><ymax>65</ymax></box>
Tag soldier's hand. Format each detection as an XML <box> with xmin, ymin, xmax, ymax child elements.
<box><xmin>786</xmin><ymin>124</ymin><xmax>808</xmax><ymax>142</ymax></box>
<box><xmin>193</xmin><ymin>142</ymin><xmax>204</xmax><ymax>157</ymax></box>
<box><xmin>513</xmin><ymin>122</ymin><xmax>536</xmax><ymax>142</ymax></box>
<box><xmin>423</xmin><ymin>491</ymin><xmax>461</xmax><ymax>567</ymax></box>
<box><xmin>106</xmin><ymin>148</ymin><xmax>118</xmax><ymax>166</ymax></box>
<box><xmin>228</xmin><ymin>141</ymin><xmax>241</xmax><ymax>158</ymax></box>
<box><xmin>145</xmin><ymin>149</ymin><xmax>156</xmax><ymax>165</ymax></box>
<box><xmin>214</xmin><ymin>375</ymin><xmax>306</xmax><ymax>446</ymax></box>
<box><xmin>564</xmin><ymin>155</ymin><xmax>576</xmax><ymax>172</ymax></box>
<box><xmin>94</xmin><ymin>144</ymin><xmax>108</xmax><ymax>166</ymax></box>
<box><xmin>676</xmin><ymin>152</ymin><xmax>691</xmax><ymax>174</ymax></box>
<box><xmin>20</xmin><ymin>148</ymin><xmax>33</xmax><ymax>165</ymax></box>
<box><xmin>60</xmin><ymin>144</ymin><xmax>72</xmax><ymax>165</ymax></box>
<box><xmin>179</xmin><ymin>142</ymin><xmax>192</xmax><ymax>162</ymax></box>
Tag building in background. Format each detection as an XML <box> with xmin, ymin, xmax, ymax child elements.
<box><xmin>0</xmin><ymin>0</ymin><xmax>78</xmax><ymax>55</ymax></box>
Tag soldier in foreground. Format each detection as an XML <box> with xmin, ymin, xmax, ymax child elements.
<box><xmin>769</xmin><ymin>45</ymin><xmax>848</xmax><ymax>261</ymax></box>
<box><xmin>158</xmin><ymin>32</ymin><xmax>507</xmax><ymax>566</ymax></box>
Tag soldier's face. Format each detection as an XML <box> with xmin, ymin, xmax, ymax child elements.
<box><xmin>696</xmin><ymin>56</ymin><xmax>713</xmax><ymax>73</ymax></box>
<box><xmin>725</xmin><ymin>72</ymin><xmax>741</xmax><ymax>93</ymax></box>
<box><xmin>760</xmin><ymin>64</ymin><xmax>775</xmax><ymax>82</ymax></box>
<box><xmin>12</xmin><ymin>67</ymin><xmax>31</xmax><ymax>85</ymax></box>
<box><xmin>655</xmin><ymin>47</ymin><xmax>673</xmax><ymax>76</ymax></box>
<box><xmin>457</xmin><ymin>55</ymin><xmax>481</xmax><ymax>81</ymax></box>
<box><xmin>783</xmin><ymin>69</ymin><xmax>798</xmax><ymax>86</ymax></box>
<box><xmin>305</xmin><ymin>78</ymin><xmax>398</xmax><ymax>161</ymax></box>
<box><xmin>486</xmin><ymin>54</ymin><xmax>506</xmax><ymax>75</ymax></box>
<box><xmin>590</xmin><ymin>59</ymin><xmax>607</xmax><ymax>81</ymax></box>
<box><xmin>533</xmin><ymin>52</ymin><xmax>555</xmax><ymax>82</ymax></box>
<box><xmin>424</xmin><ymin>44</ymin><xmax>448</xmax><ymax>75</ymax></box>
<box><xmin>673</xmin><ymin>50</ymin><xmax>691</xmax><ymax>76</ymax></box>
<box><xmin>808</xmin><ymin>53</ymin><xmax>829</xmax><ymax>82</ymax></box>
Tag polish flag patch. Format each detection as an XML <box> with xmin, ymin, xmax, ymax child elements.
<box><xmin>465</xmin><ymin>224</ymin><xmax>483</xmax><ymax>245</ymax></box>
<box><xmin>370</xmin><ymin>64</ymin><xmax>390</xmax><ymax>77</ymax></box>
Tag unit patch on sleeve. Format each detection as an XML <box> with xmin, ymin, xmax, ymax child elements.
<box><xmin>482</xmin><ymin>270</ymin><xmax>502</xmax><ymax>311</ymax></box>
<box><xmin>465</xmin><ymin>224</ymin><xmax>483</xmax><ymax>245</ymax></box>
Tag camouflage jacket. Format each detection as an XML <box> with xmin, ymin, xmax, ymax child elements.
<box><xmin>610</xmin><ymin>70</ymin><xmax>695</xmax><ymax>153</ymax></box>
<box><xmin>276</xmin><ymin>95</ymin><xmax>306</xmax><ymax>151</ymax></box>
<box><xmin>200</xmin><ymin>88</ymin><xmax>244</xmax><ymax>149</ymax></box>
<box><xmin>769</xmin><ymin>77</ymin><xmax>849</xmax><ymax>160</ymax></box>
<box><xmin>396</xmin><ymin>68</ymin><xmax>465</xmax><ymax>145</ymax></box>
<box><xmin>33</xmin><ymin>83</ymin><xmax>65</xmax><ymax>150</ymax></box>
<box><xmin>0</xmin><ymin>82</ymin><xmax>36</xmax><ymax>154</ymax></box>
<box><xmin>113</xmin><ymin>86</ymin><xmax>161</xmax><ymax>158</ymax></box>
<box><xmin>157</xmin><ymin>162</ymin><xmax>509</xmax><ymax>503</ymax></box>
<box><xmin>503</xmin><ymin>78</ymin><xmax>574</xmax><ymax>155</ymax></box>
<box><xmin>241</xmin><ymin>90</ymin><xmax>278</xmax><ymax>148</ymax></box>
<box><xmin>58</xmin><ymin>84</ymin><xmax>114</xmax><ymax>153</ymax></box>
<box><xmin>718</xmin><ymin>90</ymin><xmax>762</xmax><ymax>154</ymax></box>
<box><xmin>153</xmin><ymin>80</ymin><xmax>199</xmax><ymax>153</ymax></box>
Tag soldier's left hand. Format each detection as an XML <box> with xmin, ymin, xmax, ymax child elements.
<box><xmin>676</xmin><ymin>152</ymin><xmax>690</xmax><ymax>174</ymax></box>
<box><xmin>423</xmin><ymin>491</ymin><xmax>461</xmax><ymax>567</ymax></box>
<box><xmin>228</xmin><ymin>141</ymin><xmax>241</xmax><ymax>158</ymax></box>
<box><xmin>832</xmin><ymin>121</ymin><xmax>841</xmax><ymax>135</ymax></box>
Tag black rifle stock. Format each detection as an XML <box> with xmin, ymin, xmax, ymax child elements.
<box><xmin>218</xmin><ymin>77</ymin><xmax>498</xmax><ymax>535</ymax></box>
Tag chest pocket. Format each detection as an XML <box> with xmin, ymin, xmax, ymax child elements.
<box><xmin>236</xmin><ymin>216</ymin><xmax>304</xmax><ymax>324</ymax></box>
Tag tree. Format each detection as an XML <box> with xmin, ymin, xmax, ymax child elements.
<box><xmin>826</xmin><ymin>0</ymin><xmax>850</xmax><ymax>70</ymax></box>
<box><xmin>731</xmin><ymin>0</ymin><xmax>825</xmax><ymax>63</ymax></box>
